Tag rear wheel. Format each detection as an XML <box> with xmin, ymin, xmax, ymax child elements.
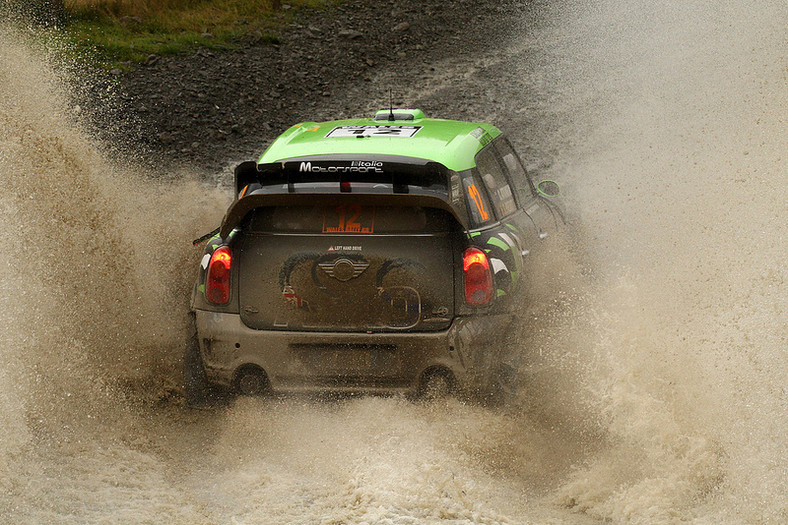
<box><xmin>184</xmin><ymin>316</ymin><xmax>210</xmax><ymax>407</ymax></box>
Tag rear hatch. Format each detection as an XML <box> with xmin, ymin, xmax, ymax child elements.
<box><xmin>237</xmin><ymin>204</ymin><xmax>458</xmax><ymax>332</ymax></box>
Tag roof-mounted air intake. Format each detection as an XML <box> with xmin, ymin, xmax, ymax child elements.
<box><xmin>373</xmin><ymin>109</ymin><xmax>426</xmax><ymax>121</ymax></box>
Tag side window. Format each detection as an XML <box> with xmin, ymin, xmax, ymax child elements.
<box><xmin>494</xmin><ymin>138</ymin><xmax>536</xmax><ymax>203</ymax></box>
<box><xmin>461</xmin><ymin>170</ymin><xmax>495</xmax><ymax>227</ymax></box>
<box><xmin>475</xmin><ymin>146</ymin><xmax>517</xmax><ymax>218</ymax></box>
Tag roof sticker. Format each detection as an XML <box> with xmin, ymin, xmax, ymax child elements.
<box><xmin>325</xmin><ymin>125</ymin><xmax>422</xmax><ymax>138</ymax></box>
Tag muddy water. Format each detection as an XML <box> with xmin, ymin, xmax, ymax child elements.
<box><xmin>1</xmin><ymin>0</ymin><xmax>786</xmax><ymax>523</ymax></box>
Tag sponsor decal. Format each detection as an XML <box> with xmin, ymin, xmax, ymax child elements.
<box><xmin>450</xmin><ymin>173</ymin><xmax>463</xmax><ymax>206</ymax></box>
<box><xmin>298</xmin><ymin>161</ymin><xmax>384</xmax><ymax>174</ymax></box>
<box><xmin>325</xmin><ymin>125</ymin><xmax>422</xmax><ymax>138</ymax></box>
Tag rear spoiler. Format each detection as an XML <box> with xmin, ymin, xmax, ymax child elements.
<box><xmin>221</xmin><ymin>156</ymin><xmax>469</xmax><ymax>238</ymax></box>
<box><xmin>234</xmin><ymin>161</ymin><xmax>261</xmax><ymax>197</ymax></box>
<box><xmin>233</xmin><ymin>156</ymin><xmax>450</xmax><ymax>196</ymax></box>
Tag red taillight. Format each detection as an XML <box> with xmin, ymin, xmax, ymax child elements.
<box><xmin>463</xmin><ymin>247</ymin><xmax>493</xmax><ymax>306</ymax></box>
<box><xmin>206</xmin><ymin>246</ymin><xmax>232</xmax><ymax>304</ymax></box>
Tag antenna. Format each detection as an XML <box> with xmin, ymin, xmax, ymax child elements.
<box><xmin>388</xmin><ymin>89</ymin><xmax>395</xmax><ymax>121</ymax></box>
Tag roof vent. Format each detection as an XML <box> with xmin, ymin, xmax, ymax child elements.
<box><xmin>373</xmin><ymin>108</ymin><xmax>426</xmax><ymax>121</ymax></box>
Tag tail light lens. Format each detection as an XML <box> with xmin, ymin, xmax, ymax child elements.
<box><xmin>463</xmin><ymin>247</ymin><xmax>493</xmax><ymax>306</ymax></box>
<box><xmin>206</xmin><ymin>246</ymin><xmax>232</xmax><ymax>304</ymax></box>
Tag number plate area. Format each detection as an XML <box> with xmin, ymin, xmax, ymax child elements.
<box><xmin>322</xmin><ymin>205</ymin><xmax>375</xmax><ymax>233</ymax></box>
<box><xmin>290</xmin><ymin>343</ymin><xmax>400</xmax><ymax>376</ymax></box>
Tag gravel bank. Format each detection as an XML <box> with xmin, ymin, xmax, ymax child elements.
<box><xmin>96</xmin><ymin>0</ymin><xmax>523</xmax><ymax>174</ymax></box>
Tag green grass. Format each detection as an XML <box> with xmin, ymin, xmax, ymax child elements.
<box><xmin>60</xmin><ymin>0</ymin><xmax>337</xmax><ymax>68</ymax></box>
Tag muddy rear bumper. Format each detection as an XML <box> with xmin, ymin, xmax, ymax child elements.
<box><xmin>194</xmin><ymin>309</ymin><xmax>513</xmax><ymax>394</ymax></box>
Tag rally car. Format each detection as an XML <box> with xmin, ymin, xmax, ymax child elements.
<box><xmin>186</xmin><ymin>108</ymin><xmax>562</xmax><ymax>403</ymax></box>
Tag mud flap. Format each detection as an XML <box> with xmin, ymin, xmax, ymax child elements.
<box><xmin>453</xmin><ymin>313</ymin><xmax>514</xmax><ymax>397</ymax></box>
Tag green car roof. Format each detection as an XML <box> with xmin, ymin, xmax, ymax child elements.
<box><xmin>257</xmin><ymin>109</ymin><xmax>502</xmax><ymax>172</ymax></box>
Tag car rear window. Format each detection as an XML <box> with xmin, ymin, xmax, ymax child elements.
<box><xmin>244</xmin><ymin>206</ymin><xmax>456</xmax><ymax>234</ymax></box>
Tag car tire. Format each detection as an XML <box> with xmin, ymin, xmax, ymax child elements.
<box><xmin>184</xmin><ymin>316</ymin><xmax>210</xmax><ymax>407</ymax></box>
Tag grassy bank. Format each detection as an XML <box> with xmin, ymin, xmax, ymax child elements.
<box><xmin>59</xmin><ymin>0</ymin><xmax>336</xmax><ymax>67</ymax></box>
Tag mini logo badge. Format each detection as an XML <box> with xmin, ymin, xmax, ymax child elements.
<box><xmin>318</xmin><ymin>258</ymin><xmax>369</xmax><ymax>281</ymax></box>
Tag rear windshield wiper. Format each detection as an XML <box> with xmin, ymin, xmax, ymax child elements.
<box><xmin>192</xmin><ymin>227</ymin><xmax>220</xmax><ymax>246</ymax></box>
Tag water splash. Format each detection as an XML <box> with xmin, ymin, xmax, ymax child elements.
<box><xmin>519</xmin><ymin>0</ymin><xmax>787</xmax><ymax>522</ymax></box>
<box><xmin>0</xmin><ymin>0</ymin><xmax>785</xmax><ymax>521</ymax></box>
<box><xmin>0</xmin><ymin>26</ymin><xmax>226</xmax><ymax>521</ymax></box>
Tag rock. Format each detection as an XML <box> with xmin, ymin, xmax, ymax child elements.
<box><xmin>338</xmin><ymin>29</ymin><xmax>363</xmax><ymax>40</ymax></box>
<box><xmin>394</xmin><ymin>22</ymin><xmax>410</xmax><ymax>31</ymax></box>
<box><xmin>201</xmin><ymin>33</ymin><xmax>214</xmax><ymax>39</ymax></box>
<box><xmin>110</xmin><ymin>68</ymin><xmax>123</xmax><ymax>75</ymax></box>
<box><xmin>157</xmin><ymin>132</ymin><xmax>174</xmax><ymax>146</ymax></box>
